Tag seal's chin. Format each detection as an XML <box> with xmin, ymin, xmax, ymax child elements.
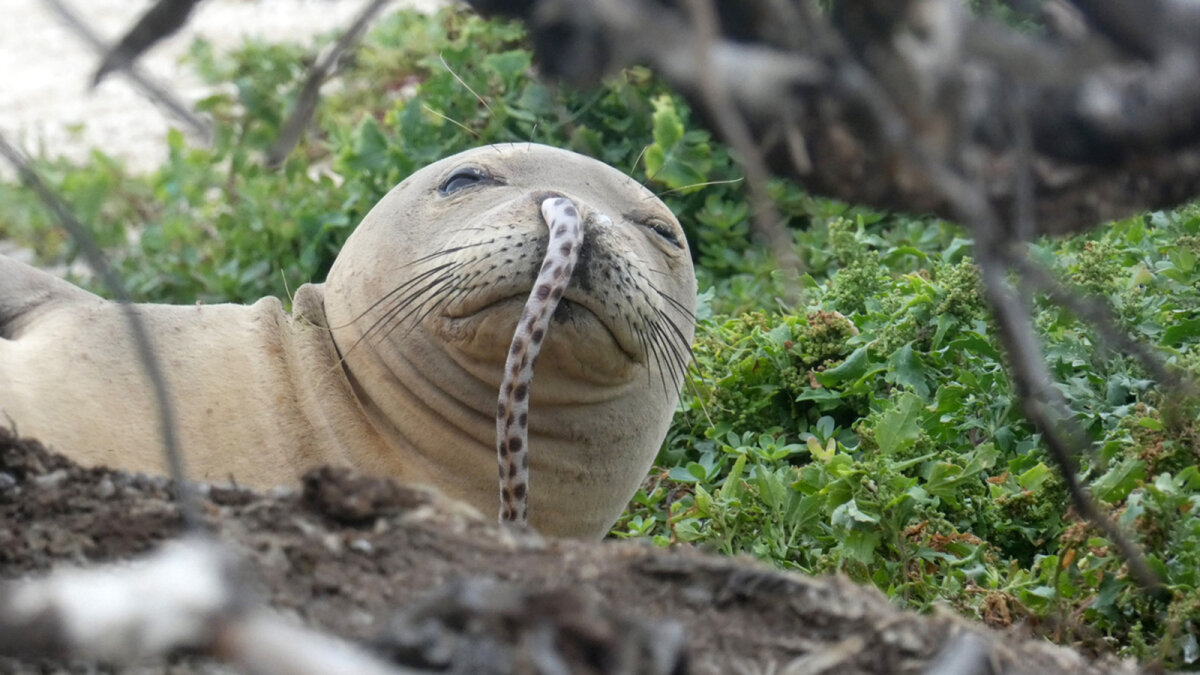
<box><xmin>438</xmin><ymin>294</ymin><xmax>643</xmax><ymax>383</ymax></box>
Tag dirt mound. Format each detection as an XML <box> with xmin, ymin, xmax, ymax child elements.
<box><xmin>0</xmin><ymin>429</ymin><xmax>1135</xmax><ymax>673</ymax></box>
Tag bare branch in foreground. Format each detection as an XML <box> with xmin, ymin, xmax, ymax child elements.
<box><xmin>266</xmin><ymin>0</ymin><xmax>393</xmax><ymax>167</ymax></box>
<box><xmin>91</xmin><ymin>0</ymin><xmax>206</xmax><ymax>87</ymax></box>
<box><xmin>0</xmin><ymin>133</ymin><xmax>203</xmax><ymax>531</ymax></box>
<box><xmin>468</xmin><ymin>0</ymin><xmax>1200</xmax><ymax>237</ymax></box>
<box><xmin>0</xmin><ymin>538</ymin><xmax>423</xmax><ymax>674</ymax></box>
<box><xmin>41</xmin><ymin>0</ymin><xmax>212</xmax><ymax>143</ymax></box>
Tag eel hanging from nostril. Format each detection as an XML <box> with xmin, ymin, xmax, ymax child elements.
<box><xmin>496</xmin><ymin>196</ymin><xmax>585</xmax><ymax>525</ymax></box>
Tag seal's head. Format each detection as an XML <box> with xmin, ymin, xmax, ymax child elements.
<box><xmin>324</xmin><ymin>143</ymin><xmax>696</xmax><ymax>537</ymax></box>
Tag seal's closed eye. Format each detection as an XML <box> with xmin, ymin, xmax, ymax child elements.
<box><xmin>643</xmin><ymin>217</ymin><xmax>683</xmax><ymax>249</ymax></box>
<box><xmin>439</xmin><ymin>166</ymin><xmax>494</xmax><ymax>195</ymax></box>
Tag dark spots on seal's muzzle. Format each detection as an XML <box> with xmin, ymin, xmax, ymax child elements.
<box><xmin>510</xmin><ymin>339</ymin><xmax>524</xmax><ymax>355</ymax></box>
<box><xmin>513</xmin><ymin>483</ymin><xmax>527</xmax><ymax>500</ymax></box>
<box><xmin>536</xmin><ymin>284</ymin><xmax>551</xmax><ymax>301</ymax></box>
<box><xmin>519</xmin><ymin>413</ymin><xmax>528</xmax><ymax>427</ymax></box>
<box><xmin>514</xmin><ymin>383</ymin><xmax>528</xmax><ymax>401</ymax></box>
<box><xmin>499</xmin><ymin>440</ymin><xmax>509</xmax><ymax>457</ymax></box>
<box><xmin>531</xmin><ymin>328</ymin><xmax>544</xmax><ymax>343</ymax></box>
<box><xmin>508</xmin><ymin>463</ymin><xmax>519</xmax><ymax>478</ymax></box>
<box><xmin>497</xmin><ymin>401</ymin><xmax>506</xmax><ymax>418</ymax></box>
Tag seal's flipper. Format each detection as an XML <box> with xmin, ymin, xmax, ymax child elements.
<box><xmin>0</xmin><ymin>255</ymin><xmax>100</xmax><ymax>339</ymax></box>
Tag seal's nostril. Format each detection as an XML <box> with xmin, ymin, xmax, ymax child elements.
<box><xmin>530</xmin><ymin>190</ymin><xmax>567</xmax><ymax>205</ymax></box>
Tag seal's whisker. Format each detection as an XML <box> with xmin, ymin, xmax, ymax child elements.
<box><xmin>651</xmin><ymin>305</ymin><xmax>695</xmax><ymax>361</ymax></box>
<box><xmin>373</xmin><ymin>274</ymin><xmax>463</xmax><ymax>345</ymax></box>
<box><xmin>643</xmin><ymin>324</ymin><xmax>672</xmax><ymax>391</ymax></box>
<box><xmin>352</xmin><ymin>268</ymin><xmax>462</xmax><ymax>353</ymax></box>
<box><xmin>330</xmin><ymin>261</ymin><xmax>458</xmax><ymax>331</ymax></box>
<box><xmin>643</xmin><ymin>320</ymin><xmax>675</xmax><ymax>395</ymax></box>
<box><xmin>641</xmin><ymin>276</ymin><xmax>695</xmax><ymax>319</ymax></box>
<box><xmin>404</xmin><ymin>240</ymin><xmax>495</xmax><ymax>267</ymax></box>
<box><xmin>632</xmin><ymin>324</ymin><xmax>653</xmax><ymax>387</ymax></box>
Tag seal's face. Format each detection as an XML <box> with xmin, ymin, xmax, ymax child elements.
<box><xmin>324</xmin><ymin>144</ymin><xmax>696</xmax><ymax>537</ymax></box>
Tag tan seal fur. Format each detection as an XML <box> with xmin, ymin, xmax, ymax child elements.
<box><xmin>0</xmin><ymin>143</ymin><xmax>697</xmax><ymax>538</ymax></box>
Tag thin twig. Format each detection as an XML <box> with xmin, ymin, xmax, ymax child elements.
<box><xmin>265</xmin><ymin>0</ymin><xmax>392</xmax><ymax>167</ymax></box>
<box><xmin>41</xmin><ymin>0</ymin><xmax>212</xmax><ymax>143</ymax></box>
<box><xmin>976</xmin><ymin>243</ymin><xmax>1165</xmax><ymax>594</ymax></box>
<box><xmin>0</xmin><ymin>134</ymin><xmax>204</xmax><ymax>532</ymax></box>
<box><xmin>92</xmin><ymin>0</ymin><xmax>206</xmax><ymax>86</ymax></box>
<box><xmin>813</xmin><ymin>23</ymin><xmax>1166</xmax><ymax>593</ymax></box>
<box><xmin>683</xmin><ymin>0</ymin><xmax>804</xmax><ymax>305</ymax></box>
<box><xmin>1008</xmin><ymin>249</ymin><xmax>1191</xmax><ymax>395</ymax></box>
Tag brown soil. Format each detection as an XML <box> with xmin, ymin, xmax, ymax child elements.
<box><xmin>0</xmin><ymin>428</ymin><xmax>1137</xmax><ymax>674</ymax></box>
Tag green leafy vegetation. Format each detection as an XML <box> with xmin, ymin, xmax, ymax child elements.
<box><xmin>3</xmin><ymin>7</ymin><xmax>1200</xmax><ymax>667</ymax></box>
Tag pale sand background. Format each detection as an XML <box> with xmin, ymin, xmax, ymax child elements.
<box><xmin>0</xmin><ymin>0</ymin><xmax>445</xmax><ymax>262</ymax></box>
<box><xmin>0</xmin><ymin>0</ymin><xmax>445</xmax><ymax>174</ymax></box>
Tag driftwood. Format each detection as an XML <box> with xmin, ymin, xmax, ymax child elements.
<box><xmin>0</xmin><ymin>430</ymin><xmax>1137</xmax><ymax>674</ymax></box>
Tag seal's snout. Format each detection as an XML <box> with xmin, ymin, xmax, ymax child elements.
<box><xmin>530</xmin><ymin>190</ymin><xmax>568</xmax><ymax>205</ymax></box>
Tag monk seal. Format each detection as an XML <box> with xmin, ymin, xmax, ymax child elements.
<box><xmin>0</xmin><ymin>143</ymin><xmax>697</xmax><ymax>538</ymax></box>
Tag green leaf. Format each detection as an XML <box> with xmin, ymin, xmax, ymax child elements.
<box><xmin>643</xmin><ymin>95</ymin><xmax>712</xmax><ymax>191</ymax></box>
<box><xmin>814</xmin><ymin>346</ymin><xmax>871</xmax><ymax>387</ymax></box>
<box><xmin>1091</xmin><ymin>458</ymin><xmax>1145</xmax><ymax>503</ymax></box>
<box><xmin>482</xmin><ymin>49</ymin><xmax>531</xmax><ymax>85</ymax></box>
<box><xmin>831</xmin><ymin>499</ymin><xmax>879</xmax><ymax>528</ymax></box>
<box><xmin>807</xmin><ymin>436</ymin><xmax>837</xmax><ymax>464</ymax></box>
<box><xmin>925</xmin><ymin>463</ymin><xmax>965</xmax><ymax>503</ymax></box>
<box><xmin>1017</xmin><ymin>462</ymin><xmax>1052</xmax><ymax>491</ymax></box>
<box><xmin>875</xmin><ymin>392</ymin><xmax>925</xmax><ymax>455</ymax></box>
<box><xmin>842</xmin><ymin>529</ymin><xmax>881</xmax><ymax>565</ymax></box>
<box><xmin>885</xmin><ymin>343</ymin><xmax>930</xmax><ymax>398</ymax></box>
<box><xmin>1161</xmin><ymin>317</ymin><xmax>1200</xmax><ymax>346</ymax></box>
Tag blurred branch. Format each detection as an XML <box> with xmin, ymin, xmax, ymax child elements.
<box><xmin>468</xmin><ymin>0</ymin><xmax>1200</xmax><ymax>237</ymax></box>
<box><xmin>42</xmin><ymin>0</ymin><xmax>212</xmax><ymax>143</ymax></box>
<box><xmin>0</xmin><ymin>134</ymin><xmax>203</xmax><ymax>531</ymax></box>
<box><xmin>92</xmin><ymin>0</ymin><xmax>206</xmax><ymax>86</ymax></box>
<box><xmin>0</xmin><ymin>538</ymin><xmax>422</xmax><ymax>674</ymax></box>
<box><xmin>266</xmin><ymin>0</ymin><xmax>393</xmax><ymax>167</ymax></box>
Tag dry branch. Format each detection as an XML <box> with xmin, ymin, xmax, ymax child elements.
<box><xmin>468</xmin><ymin>0</ymin><xmax>1200</xmax><ymax>237</ymax></box>
<box><xmin>0</xmin><ymin>537</ymin><xmax>422</xmax><ymax>674</ymax></box>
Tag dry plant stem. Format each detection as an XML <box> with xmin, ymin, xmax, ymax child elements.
<box><xmin>265</xmin><ymin>0</ymin><xmax>392</xmax><ymax>167</ymax></box>
<box><xmin>683</xmin><ymin>0</ymin><xmax>803</xmax><ymax>304</ymax></box>
<box><xmin>1008</xmin><ymin>250</ymin><xmax>1191</xmax><ymax>395</ymax></box>
<box><xmin>0</xmin><ymin>134</ymin><xmax>203</xmax><ymax>532</ymax></box>
<box><xmin>41</xmin><ymin>0</ymin><xmax>212</xmax><ymax>143</ymax></box>
<box><xmin>811</xmin><ymin>27</ymin><xmax>1166</xmax><ymax>593</ymax></box>
<box><xmin>496</xmin><ymin>196</ymin><xmax>585</xmax><ymax>524</ymax></box>
<box><xmin>976</xmin><ymin>242</ymin><xmax>1164</xmax><ymax>595</ymax></box>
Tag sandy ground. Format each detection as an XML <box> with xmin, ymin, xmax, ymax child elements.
<box><xmin>0</xmin><ymin>0</ymin><xmax>444</xmax><ymax>174</ymax></box>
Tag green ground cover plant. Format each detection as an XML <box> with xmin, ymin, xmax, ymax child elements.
<box><xmin>3</xmin><ymin>6</ymin><xmax>1199</xmax><ymax>667</ymax></box>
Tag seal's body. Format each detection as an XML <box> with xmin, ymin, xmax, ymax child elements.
<box><xmin>0</xmin><ymin>144</ymin><xmax>697</xmax><ymax>538</ymax></box>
